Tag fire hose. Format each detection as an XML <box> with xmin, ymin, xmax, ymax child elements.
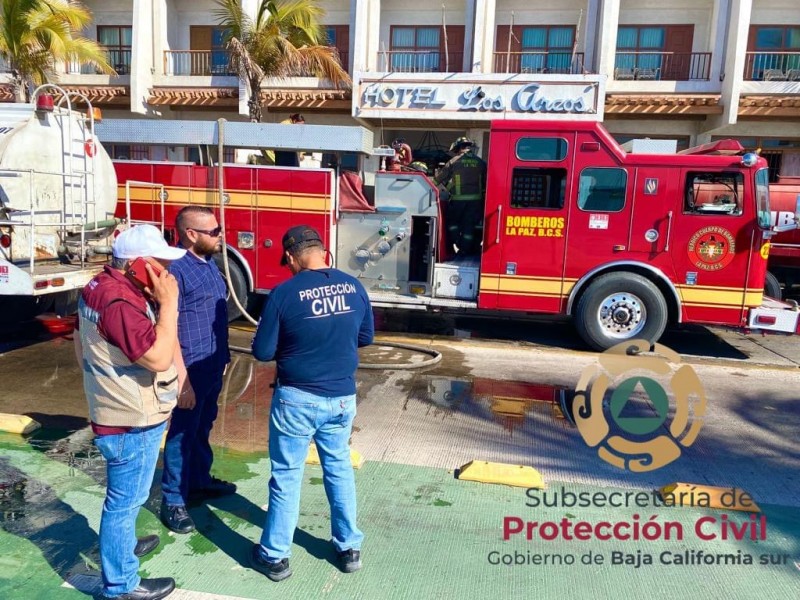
<box><xmin>215</xmin><ymin>119</ymin><xmax>442</xmax><ymax>370</ymax></box>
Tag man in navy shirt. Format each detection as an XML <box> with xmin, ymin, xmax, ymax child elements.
<box><xmin>251</xmin><ymin>225</ymin><xmax>373</xmax><ymax>581</ymax></box>
<box><xmin>161</xmin><ymin>206</ymin><xmax>234</xmax><ymax>535</ymax></box>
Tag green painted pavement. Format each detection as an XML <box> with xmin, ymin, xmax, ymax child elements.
<box><xmin>0</xmin><ymin>436</ymin><xmax>798</xmax><ymax>600</ymax></box>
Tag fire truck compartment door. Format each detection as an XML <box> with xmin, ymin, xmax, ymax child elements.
<box><xmin>563</xmin><ymin>161</ymin><xmax>635</xmax><ymax>290</ymax></box>
<box><xmin>628</xmin><ymin>168</ymin><xmax>677</xmax><ymax>254</ymax></box>
<box><xmin>481</xmin><ymin>135</ymin><xmax>572</xmax><ymax>313</ymax></box>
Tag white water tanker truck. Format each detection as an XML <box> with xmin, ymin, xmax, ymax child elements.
<box><xmin>0</xmin><ymin>86</ymin><xmax>119</xmax><ymax>322</ymax></box>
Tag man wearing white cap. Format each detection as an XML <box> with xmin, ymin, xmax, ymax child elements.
<box><xmin>74</xmin><ymin>224</ymin><xmax>185</xmax><ymax>600</ymax></box>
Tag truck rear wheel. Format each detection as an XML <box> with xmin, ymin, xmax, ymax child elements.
<box><xmin>213</xmin><ymin>255</ymin><xmax>248</xmax><ymax>322</ymax></box>
<box><xmin>764</xmin><ymin>271</ymin><xmax>782</xmax><ymax>300</ymax></box>
<box><xmin>575</xmin><ymin>272</ymin><xmax>668</xmax><ymax>351</ymax></box>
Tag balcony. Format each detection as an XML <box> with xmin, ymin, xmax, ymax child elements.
<box><xmin>377</xmin><ymin>50</ymin><xmax>465</xmax><ymax>73</ymax></box>
<box><xmin>493</xmin><ymin>52</ymin><xmax>586</xmax><ymax>75</ymax></box>
<box><xmin>164</xmin><ymin>50</ymin><xmax>236</xmax><ymax>76</ymax></box>
<box><xmin>744</xmin><ymin>52</ymin><xmax>800</xmax><ymax>81</ymax></box>
<box><xmin>66</xmin><ymin>49</ymin><xmax>131</xmax><ymax>75</ymax></box>
<box><xmin>614</xmin><ymin>52</ymin><xmax>712</xmax><ymax>81</ymax></box>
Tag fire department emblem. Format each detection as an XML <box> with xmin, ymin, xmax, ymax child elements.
<box><xmin>687</xmin><ymin>226</ymin><xmax>736</xmax><ymax>271</ymax></box>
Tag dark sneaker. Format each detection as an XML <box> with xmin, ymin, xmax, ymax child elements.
<box><xmin>134</xmin><ymin>534</ymin><xmax>160</xmax><ymax>557</ymax></box>
<box><xmin>100</xmin><ymin>576</ymin><xmax>175</xmax><ymax>600</ymax></box>
<box><xmin>189</xmin><ymin>477</ymin><xmax>237</xmax><ymax>500</ymax></box>
<box><xmin>160</xmin><ymin>501</ymin><xmax>195</xmax><ymax>534</ymax></box>
<box><xmin>338</xmin><ymin>549</ymin><xmax>362</xmax><ymax>573</ymax></box>
<box><xmin>249</xmin><ymin>545</ymin><xmax>292</xmax><ymax>582</ymax></box>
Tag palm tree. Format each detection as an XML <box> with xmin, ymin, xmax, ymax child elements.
<box><xmin>214</xmin><ymin>0</ymin><xmax>350</xmax><ymax>123</ymax></box>
<box><xmin>0</xmin><ymin>0</ymin><xmax>114</xmax><ymax>102</ymax></box>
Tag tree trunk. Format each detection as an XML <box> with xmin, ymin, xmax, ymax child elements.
<box><xmin>10</xmin><ymin>71</ymin><xmax>28</xmax><ymax>103</ymax></box>
<box><xmin>248</xmin><ymin>76</ymin><xmax>263</xmax><ymax>122</ymax></box>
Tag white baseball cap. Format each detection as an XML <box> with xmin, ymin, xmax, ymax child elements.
<box><xmin>113</xmin><ymin>224</ymin><xmax>186</xmax><ymax>260</ymax></box>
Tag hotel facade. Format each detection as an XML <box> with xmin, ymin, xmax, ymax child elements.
<box><xmin>3</xmin><ymin>0</ymin><xmax>798</xmax><ymax>178</ymax></box>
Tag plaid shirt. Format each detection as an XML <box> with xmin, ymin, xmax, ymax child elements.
<box><xmin>169</xmin><ymin>251</ymin><xmax>230</xmax><ymax>371</ymax></box>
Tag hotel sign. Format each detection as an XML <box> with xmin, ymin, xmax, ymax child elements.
<box><xmin>354</xmin><ymin>74</ymin><xmax>603</xmax><ymax>121</ymax></box>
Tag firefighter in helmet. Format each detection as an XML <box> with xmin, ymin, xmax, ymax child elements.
<box><xmin>434</xmin><ymin>136</ymin><xmax>487</xmax><ymax>257</ymax></box>
<box><xmin>407</xmin><ymin>160</ymin><xmax>430</xmax><ymax>175</ymax></box>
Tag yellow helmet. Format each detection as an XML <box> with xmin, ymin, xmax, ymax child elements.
<box><xmin>449</xmin><ymin>136</ymin><xmax>474</xmax><ymax>153</ymax></box>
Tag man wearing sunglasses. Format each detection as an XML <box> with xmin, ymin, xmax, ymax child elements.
<box><xmin>160</xmin><ymin>206</ymin><xmax>234</xmax><ymax>535</ymax></box>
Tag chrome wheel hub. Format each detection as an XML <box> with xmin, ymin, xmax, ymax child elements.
<box><xmin>598</xmin><ymin>293</ymin><xmax>646</xmax><ymax>339</ymax></box>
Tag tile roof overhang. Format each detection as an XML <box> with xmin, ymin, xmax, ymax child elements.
<box><xmin>605</xmin><ymin>94</ymin><xmax>723</xmax><ymax>116</ymax></box>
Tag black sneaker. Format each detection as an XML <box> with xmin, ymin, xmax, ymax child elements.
<box><xmin>188</xmin><ymin>477</ymin><xmax>237</xmax><ymax>501</ymax></box>
<box><xmin>338</xmin><ymin>549</ymin><xmax>362</xmax><ymax>573</ymax></box>
<box><xmin>249</xmin><ymin>545</ymin><xmax>292</xmax><ymax>582</ymax></box>
<box><xmin>160</xmin><ymin>500</ymin><xmax>195</xmax><ymax>534</ymax></box>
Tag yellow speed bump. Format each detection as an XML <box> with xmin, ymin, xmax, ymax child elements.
<box><xmin>0</xmin><ymin>413</ymin><xmax>41</xmax><ymax>435</ymax></box>
<box><xmin>457</xmin><ymin>461</ymin><xmax>545</xmax><ymax>489</ymax></box>
<box><xmin>306</xmin><ymin>443</ymin><xmax>365</xmax><ymax>469</ymax></box>
<box><xmin>659</xmin><ymin>482</ymin><xmax>760</xmax><ymax>513</ymax></box>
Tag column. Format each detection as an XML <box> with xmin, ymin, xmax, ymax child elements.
<box><xmin>350</xmin><ymin>0</ymin><xmax>370</xmax><ymax>73</ymax></box>
<box><xmin>707</xmin><ymin>0</ymin><xmax>730</xmax><ymax>86</ymax></box>
<box><xmin>582</xmin><ymin>0</ymin><xmax>601</xmax><ymax>74</ymax></box>
<box><xmin>595</xmin><ymin>0</ymin><xmax>620</xmax><ymax>78</ymax></box>
<box><xmin>470</xmin><ymin>0</ymin><xmax>496</xmax><ymax>73</ymax></box>
<box><xmin>719</xmin><ymin>0</ymin><xmax>752</xmax><ymax>126</ymax></box>
<box><xmin>130</xmin><ymin>0</ymin><xmax>154</xmax><ymax>115</ymax></box>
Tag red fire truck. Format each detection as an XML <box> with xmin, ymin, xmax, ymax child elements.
<box><xmin>98</xmin><ymin>118</ymin><xmax>799</xmax><ymax>350</ymax></box>
<box><xmin>765</xmin><ymin>177</ymin><xmax>800</xmax><ymax>299</ymax></box>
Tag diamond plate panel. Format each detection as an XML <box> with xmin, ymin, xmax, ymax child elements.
<box><xmin>96</xmin><ymin>119</ymin><xmax>374</xmax><ymax>154</ymax></box>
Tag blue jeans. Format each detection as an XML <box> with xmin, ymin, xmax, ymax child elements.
<box><xmin>94</xmin><ymin>420</ymin><xmax>167</xmax><ymax>597</ymax></box>
<box><xmin>258</xmin><ymin>386</ymin><xmax>363</xmax><ymax>561</ymax></box>
<box><xmin>161</xmin><ymin>369</ymin><xmax>223</xmax><ymax>506</ymax></box>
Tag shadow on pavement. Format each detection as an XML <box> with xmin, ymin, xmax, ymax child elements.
<box><xmin>194</xmin><ymin>493</ymin><xmax>340</xmax><ymax>569</ymax></box>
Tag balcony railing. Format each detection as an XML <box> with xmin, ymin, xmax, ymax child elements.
<box><xmin>377</xmin><ymin>50</ymin><xmax>465</xmax><ymax>73</ymax></box>
<box><xmin>493</xmin><ymin>52</ymin><xmax>586</xmax><ymax>74</ymax></box>
<box><xmin>744</xmin><ymin>52</ymin><xmax>800</xmax><ymax>81</ymax></box>
<box><xmin>66</xmin><ymin>49</ymin><xmax>132</xmax><ymax>75</ymax></box>
<box><xmin>164</xmin><ymin>50</ymin><xmax>236</xmax><ymax>76</ymax></box>
<box><xmin>614</xmin><ymin>52</ymin><xmax>711</xmax><ymax>81</ymax></box>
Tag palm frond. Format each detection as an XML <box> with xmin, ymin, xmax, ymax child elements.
<box><xmin>0</xmin><ymin>0</ymin><xmax>114</xmax><ymax>99</ymax></box>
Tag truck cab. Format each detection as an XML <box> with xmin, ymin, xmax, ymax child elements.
<box><xmin>338</xmin><ymin>121</ymin><xmax>796</xmax><ymax>349</ymax></box>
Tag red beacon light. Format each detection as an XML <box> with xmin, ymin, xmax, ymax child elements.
<box><xmin>35</xmin><ymin>94</ymin><xmax>55</xmax><ymax>113</ymax></box>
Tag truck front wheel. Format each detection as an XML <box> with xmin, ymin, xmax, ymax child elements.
<box><xmin>764</xmin><ymin>271</ymin><xmax>782</xmax><ymax>300</ymax></box>
<box><xmin>575</xmin><ymin>272</ymin><xmax>668</xmax><ymax>351</ymax></box>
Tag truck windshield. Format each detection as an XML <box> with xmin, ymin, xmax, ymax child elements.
<box><xmin>755</xmin><ymin>168</ymin><xmax>770</xmax><ymax>229</ymax></box>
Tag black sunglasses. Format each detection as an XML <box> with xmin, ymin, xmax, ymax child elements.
<box><xmin>189</xmin><ymin>226</ymin><xmax>222</xmax><ymax>237</ymax></box>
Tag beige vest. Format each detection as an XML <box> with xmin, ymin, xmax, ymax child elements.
<box><xmin>78</xmin><ymin>297</ymin><xmax>178</xmax><ymax>427</ymax></box>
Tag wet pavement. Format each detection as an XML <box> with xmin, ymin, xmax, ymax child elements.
<box><xmin>0</xmin><ymin>317</ymin><xmax>798</xmax><ymax>598</ymax></box>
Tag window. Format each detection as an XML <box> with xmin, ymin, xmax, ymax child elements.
<box><xmin>748</xmin><ymin>26</ymin><xmax>800</xmax><ymax>79</ymax></box>
<box><xmin>519</xmin><ymin>26</ymin><xmax>575</xmax><ymax>73</ymax></box>
<box><xmin>391</xmin><ymin>26</ymin><xmax>441</xmax><ymax>71</ymax></box>
<box><xmin>97</xmin><ymin>26</ymin><xmax>132</xmax><ymax>75</ymax></box>
<box><xmin>388</xmin><ymin>25</ymin><xmax>465</xmax><ymax>72</ymax></box>
<box><xmin>325</xmin><ymin>25</ymin><xmax>350</xmax><ymax>71</ymax></box>
<box><xmin>711</xmin><ymin>136</ymin><xmax>800</xmax><ymax>181</ymax></box>
<box><xmin>210</xmin><ymin>27</ymin><xmax>230</xmax><ymax>74</ymax></box>
<box><xmin>510</xmin><ymin>168</ymin><xmax>566</xmax><ymax>209</ymax></box>
<box><xmin>683</xmin><ymin>172</ymin><xmax>744</xmax><ymax>216</ymax></box>
<box><xmin>516</xmin><ymin>138</ymin><xmax>568</xmax><ymax>162</ymax></box>
<box><xmin>616</xmin><ymin>27</ymin><xmax>665</xmax><ymax>73</ymax></box>
<box><xmin>189</xmin><ymin>26</ymin><xmax>231</xmax><ymax>75</ymax></box>
<box><xmin>103</xmin><ymin>144</ymin><xmax>149</xmax><ymax>160</ymax></box>
<box><xmin>578</xmin><ymin>168</ymin><xmax>627</xmax><ymax>212</ymax></box>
